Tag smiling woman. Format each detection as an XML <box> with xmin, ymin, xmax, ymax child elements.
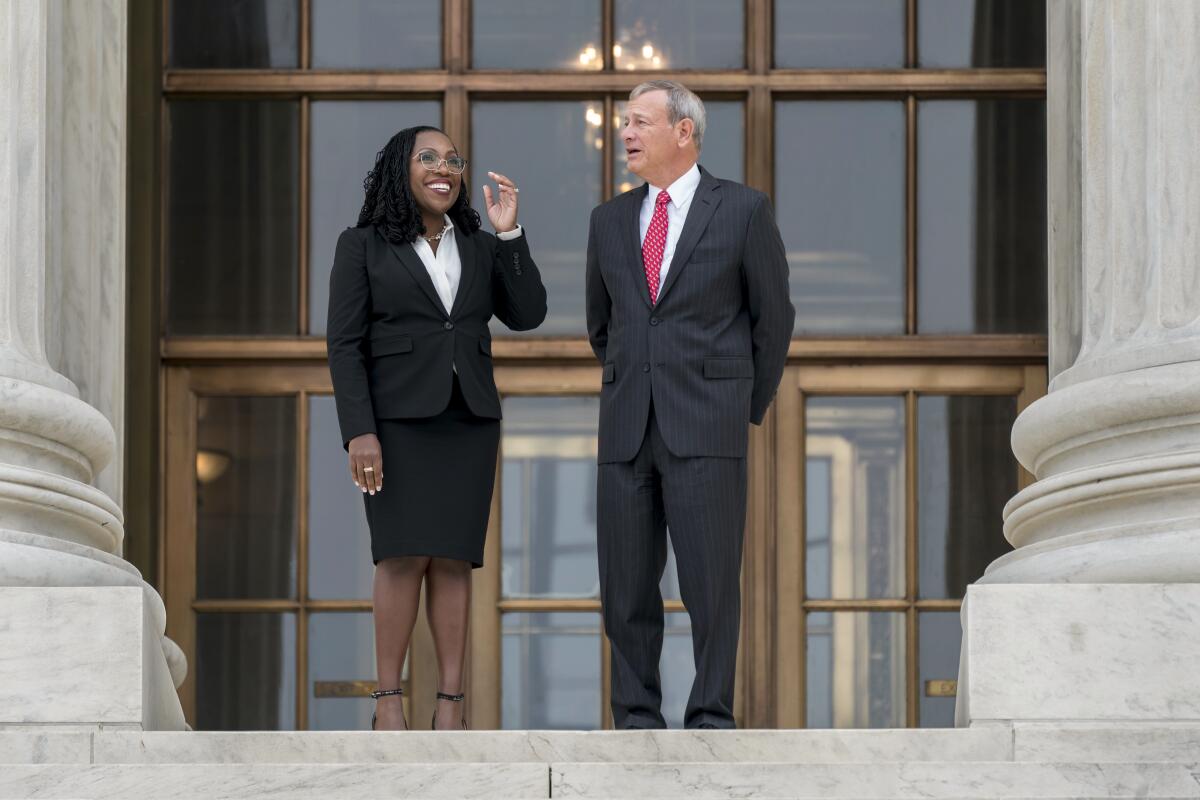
<box><xmin>325</xmin><ymin>124</ymin><xmax>547</xmax><ymax>732</ymax></box>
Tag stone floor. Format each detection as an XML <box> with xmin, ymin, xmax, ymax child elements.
<box><xmin>1</xmin><ymin>725</ymin><xmax>1199</xmax><ymax>798</ymax></box>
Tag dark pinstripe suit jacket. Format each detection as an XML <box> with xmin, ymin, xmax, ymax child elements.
<box><xmin>585</xmin><ymin>166</ymin><xmax>795</xmax><ymax>463</ymax></box>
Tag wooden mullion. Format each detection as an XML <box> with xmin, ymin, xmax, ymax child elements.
<box><xmin>601</xmin><ymin>0</ymin><xmax>614</xmax><ymax>72</ymax></box>
<box><xmin>906</xmin><ymin>0</ymin><xmax>918</xmax><ymax>69</ymax></box>
<box><xmin>748</xmin><ymin>0</ymin><xmax>770</xmax><ymax>74</ymax></box>
<box><xmin>448</xmin><ymin>0</ymin><xmax>467</xmax><ymax>73</ymax></box>
<box><xmin>906</xmin><ymin>95</ymin><xmax>917</xmax><ymax>334</ymax></box>
<box><xmin>905</xmin><ymin>391</ymin><xmax>919</xmax><ymax>727</ymax></box>
<box><xmin>163</xmin><ymin>368</ymin><xmax>198</xmax><ymax>726</ymax></box>
<box><xmin>748</xmin><ymin>86</ymin><xmax>772</xmax><ymax>196</ymax></box>
<box><xmin>298</xmin><ymin>97</ymin><xmax>310</xmax><ymax>335</ymax></box>
<box><xmin>299</xmin><ymin>0</ymin><xmax>311</xmax><ymax>69</ymax></box>
<box><xmin>296</xmin><ymin>392</ymin><xmax>310</xmax><ymax>729</ymax></box>
<box><xmin>602</xmin><ymin>95</ymin><xmax>614</xmax><ymax>202</ymax></box>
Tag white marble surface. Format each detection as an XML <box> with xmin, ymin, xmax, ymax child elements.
<box><xmin>0</xmin><ymin>587</ymin><xmax>184</xmax><ymax>729</ymax></box>
<box><xmin>0</xmin><ymin>764</ymin><xmax>549</xmax><ymax>800</ymax></box>
<box><xmin>0</xmin><ymin>732</ymin><xmax>90</xmax><ymax>764</ymax></box>
<box><xmin>549</xmin><ymin>761</ymin><xmax>1200</xmax><ymax>799</ymax></box>
<box><xmin>959</xmin><ymin>584</ymin><xmax>1200</xmax><ymax>724</ymax></box>
<box><xmin>1014</xmin><ymin>723</ymin><xmax>1200</xmax><ymax>763</ymax></box>
<box><xmin>87</xmin><ymin>728</ymin><xmax>1012</xmax><ymax>765</ymax></box>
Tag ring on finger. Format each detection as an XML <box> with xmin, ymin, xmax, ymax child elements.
<box><xmin>363</xmin><ymin>466</ymin><xmax>374</xmax><ymax>473</ymax></box>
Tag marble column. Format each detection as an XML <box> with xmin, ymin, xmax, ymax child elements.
<box><xmin>0</xmin><ymin>0</ymin><xmax>184</xmax><ymax>729</ymax></box>
<box><xmin>958</xmin><ymin>0</ymin><xmax>1200</xmax><ymax>726</ymax></box>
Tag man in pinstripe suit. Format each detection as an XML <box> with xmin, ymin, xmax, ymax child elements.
<box><xmin>585</xmin><ymin>80</ymin><xmax>795</xmax><ymax>729</ymax></box>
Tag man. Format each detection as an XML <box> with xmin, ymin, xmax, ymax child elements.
<box><xmin>585</xmin><ymin>80</ymin><xmax>794</xmax><ymax>729</ymax></box>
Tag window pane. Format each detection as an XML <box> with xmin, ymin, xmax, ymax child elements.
<box><xmin>615</xmin><ymin>0</ymin><xmax>743</xmax><ymax>70</ymax></box>
<box><xmin>775</xmin><ymin>0</ymin><xmax>905</xmax><ymax>68</ymax></box>
<box><xmin>473</xmin><ymin>0</ymin><xmax>602</xmax><ymax>70</ymax></box>
<box><xmin>309</xmin><ymin>101</ymin><xmax>442</xmax><ymax>335</ymax></box>
<box><xmin>167</xmin><ymin>101</ymin><xmax>299</xmax><ymax>335</ymax></box>
<box><xmin>806</xmin><ymin>611</ymin><xmax>905</xmax><ymax>728</ymax></box>
<box><xmin>502</xmin><ymin>613</ymin><xmax>600</xmax><ymax>729</ymax></box>
<box><xmin>917</xmin><ymin>395</ymin><xmax>1017</xmax><ymax>599</ymax></box>
<box><xmin>661</xmin><ymin>612</ymin><xmax>694</xmax><ymax>729</ymax></box>
<box><xmin>312</xmin><ymin>0</ymin><xmax>440</xmax><ymax>69</ymax></box>
<box><xmin>613</xmin><ymin>100</ymin><xmax>742</xmax><ymax>196</ymax></box>
<box><xmin>806</xmin><ymin>397</ymin><xmax>905</xmax><ymax>599</ymax></box>
<box><xmin>308</xmin><ymin>396</ymin><xmax>373</xmax><ymax>599</ymax></box>
<box><xmin>919</xmin><ymin>612</ymin><xmax>961</xmax><ymax>728</ymax></box>
<box><xmin>195</xmin><ymin>613</ymin><xmax>296</xmax><ymax>730</ymax></box>
<box><xmin>919</xmin><ymin>0</ymin><xmax>1046</xmax><ymax>68</ymax></box>
<box><xmin>309</xmin><ymin>613</ymin><xmax>375</xmax><ymax>731</ymax></box>
<box><xmin>776</xmin><ymin>102</ymin><xmax>905</xmax><ymax>334</ymax></box>
<box><xmin>169</xmin><ymin>0</ymin><xmax>298</xmax><ymax>68</ymax></box>
<box><xmin>196</xmin><ymin>396</ymin><xmax>297</xmax><ymax>600</ymax></box>
<box><xmin>501</xmin><ymin>397</ymin><xmax>599</xmax><ymax>599</ymax></box>
<box><xmin>472</xmin><ymin>102</ymin><xmax>601</xmax><ymax>336</ymax></box>
<box><xmin>917</xmin><ymin>99</ymin><xmax>1048</xmax><ymax>334</ymax></box>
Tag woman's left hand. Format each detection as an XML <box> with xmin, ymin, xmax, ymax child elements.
<box><xmin>483</xmin><ymin>171</ymin><xmax>519</xmax><ymax>234</ymax></box>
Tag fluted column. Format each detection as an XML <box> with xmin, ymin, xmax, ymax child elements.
<box><xmin>0</xmin><ymin>0</ymin><xmax>184</xmax><ymax>729</ymax></box>
<box><xmin>987</xmin><ymin>0</ymin><xmax>1200</xmax><ymax>584</ymax></box>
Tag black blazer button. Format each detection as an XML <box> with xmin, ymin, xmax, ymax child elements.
<box><xmin>641</xmin><ymin>362</ymin><xmax>651</xmax><ymax>373</ymax></box>
<box><xmin>444</xmin><ymin>321</ymin><xmax>454</xmax><ymax>330</ymax></box>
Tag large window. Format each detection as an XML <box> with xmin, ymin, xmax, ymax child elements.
<box><xmin>153</xmin><ymin>0</ymin><xmax>1048</xmax><ymax>730</ymax></box>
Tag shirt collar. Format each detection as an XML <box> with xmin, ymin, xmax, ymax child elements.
<box><xmin>648</xmin><ymin>164</ymin><xmax>701</xmax><ymax>210</ymax></box>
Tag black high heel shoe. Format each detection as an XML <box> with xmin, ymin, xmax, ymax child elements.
<box><xmin>370</xmin><ymin>687</ymin><xmax>405</xmax><ymax>731</ymax></box>
<box><xmin>431</xmin><ymin>691</ymin><xmax>467</xmax><ymax>730</ymax></box>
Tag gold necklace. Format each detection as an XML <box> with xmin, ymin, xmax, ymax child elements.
<box><xmin>423</xmin><ymin>223</ymin><xmax>448</xmax><ymax>242</ymax></box>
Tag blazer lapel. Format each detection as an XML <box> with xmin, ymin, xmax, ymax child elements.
<box><xmin>387</xmin><ymin>237</ymin><xmax>448</xmax><ymax>317</ymax></box>
<box><xmin>655</xmin><ymin>167</ymin><xmax>721</xmax><ymax>306</ymax></box>
<box><xmin>448</xmin><ymin>226</ymin><xmax>476</xmax><ymax>318</ymax></box>
<box><xmin>624</xmin><ymin>184</ymin><xmax>652</xmax><ymax>309</ymax></box>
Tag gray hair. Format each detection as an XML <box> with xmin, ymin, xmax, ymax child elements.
<box><xmin>629</xmin><ymin>80</ymin><xmax>706</xmax><ymax>152</ymax></box>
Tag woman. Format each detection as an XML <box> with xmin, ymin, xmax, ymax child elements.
<box><xmin>327</xmin><ymin>126</ymin><xmax>546</xmax><ymax>731</ymax></box>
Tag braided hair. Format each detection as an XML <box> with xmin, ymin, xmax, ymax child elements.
<box><xmin>355</xmin><ymin>126</ymin><xmax>481</xmax><ymax>244</ymax></box>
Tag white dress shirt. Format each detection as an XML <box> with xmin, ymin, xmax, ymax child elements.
<box><xmin>411</xmin><ymin>215</ymin><xmax>525</xmax><ymax>315</ymax></box>
<box><xmin>639</xmin><ymin>163</ymin><xmax>702</xmax><ymax>284</ymax></box>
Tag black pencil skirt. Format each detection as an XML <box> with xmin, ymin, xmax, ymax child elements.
<box><xmin>363</xmin><ymin>374</ymin><xmax>500</xmax><ymax>568</ymax></box>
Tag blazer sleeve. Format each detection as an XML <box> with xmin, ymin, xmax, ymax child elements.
<box><xmin>584</xmin><ymin>207</ymin><xmax>610</xmax><ymax>365</ymax></box>
<box><xmin>326</xmin><ymin>227</ymin><xmax>377</xmax><ymax>448</ymax></box>
<box><xmin>743</xmin><ymin>194</ymin><xmax>796</xmax><ymax>425</ymax></box>
<box><xmin>489</xmin><ymin>229</ymin><xmax>548</xmax><ymax>332</ymax></box>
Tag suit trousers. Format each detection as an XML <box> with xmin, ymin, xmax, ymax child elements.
<box><xmin>597</xmin><ymin>402</ymin><xmax>747</xmax><ymax>729</ymax></box>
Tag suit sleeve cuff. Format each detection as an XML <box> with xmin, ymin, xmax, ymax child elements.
<box><xmin>496</xmin><ymin>224</ymin><xmax>524</xmax><ymax>241</ymax></box>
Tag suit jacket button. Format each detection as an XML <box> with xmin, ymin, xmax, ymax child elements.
<box><xmin>641</xmin><ymin>362</ymin><xmax>650</xmax><ymax>373</ymax></box>
<box><xmin>444</xmin><ymin>321</ymin><xmax>454</xmax><ymax>330</ymax></box>
<box><xmin>649</xmin><ymin>317</ymin><xmax>660</xmax><ymax>326</ymax></box>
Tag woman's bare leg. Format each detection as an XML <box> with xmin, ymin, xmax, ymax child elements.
<box><xmin>425</xmin><ymin>557</ymin><xmax>472</xmax><ymax>730</ymax></box>
<box><xmin>372</xmin><ymin>556</ymin><xmax>430</xmax><ymax>730</ymax></box>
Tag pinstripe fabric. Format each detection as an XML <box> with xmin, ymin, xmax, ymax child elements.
<box><xmin>585</xmin><ymin>166</ymin><xmax>794</xmax><ymax>729</ymax></box>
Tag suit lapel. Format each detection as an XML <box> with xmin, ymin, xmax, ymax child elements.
<box><xmin>449</xmin><ymin>226</ymin><xmax>476</xmax><ymax>317</ymax></box>
<box><xmin>623</xmin><ymin>184</ymin><xmax>652</xmax><ymax>309</ymax></box>
<box><xmin>387</xmin><ymin>237</ymin><xmax>448</xmax><ymax>317</ymax></box>
<box><xmin>654</xmin><ymin>167</ymin><xmax>721</xmax><ymax>306</ymax></box>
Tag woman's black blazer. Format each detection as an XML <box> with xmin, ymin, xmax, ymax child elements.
<box><xmin>326</xmin><ymin>224</ymin><xmax>547</xmax><ymax>448</ymax></box>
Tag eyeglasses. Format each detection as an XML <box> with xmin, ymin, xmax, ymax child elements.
<box><xmin>415</xmin><ymin>151</ymin><xmax>467</xmax><ymax>174</ymax></box>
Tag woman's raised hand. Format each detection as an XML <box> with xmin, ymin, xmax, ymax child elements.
<box><xmin>348</xmin><ymin>432</ymin><xmax>383</xmax><ymax>495</ymax></box>
<box><xmin>483</xmin><ymin>171</ymin><xmax>519</xmax><ymax>234</ymax></box>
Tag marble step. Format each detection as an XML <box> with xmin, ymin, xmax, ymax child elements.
<box><xmin>2</xmin><ymin>761</ymin><xmax>1199</xmax><ymax>800</ymax></box>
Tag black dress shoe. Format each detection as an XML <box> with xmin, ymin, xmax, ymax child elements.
<box><xmin>697</xmin><ymin>723</ymin><xmax>719</xmax><ymax>729</ymax></box>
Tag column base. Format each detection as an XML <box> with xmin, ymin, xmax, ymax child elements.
<box><xmin>956</xmin><ymin>583</ymin><xmax>1200</xmax><ymax>727</ymax></box>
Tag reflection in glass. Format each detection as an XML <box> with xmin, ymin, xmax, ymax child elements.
<box><xmin>312</xmin><ymin>0</ymin><xmax>440</xmax><ymax>69</ymax></box>
<box><xmin>308</xmin><ymin>396</ymin><xmax>374</xmax><ymax>599</ymax></box>
<box><xmin>917</xmin><ymin>395</ymin><xmax>1017</xmax><ymax>599</ymax></box>
<box><xmin>917</xmin><ymin>100</ymin><xmax>1047</xmax><ymax>334</ymax></box>
<box><xmin>502</xmin><ymin>613</ymin><xmax>600</xmax><ymax>729</ymax></box>
<box><xmin>612</xmin><ymin>101</ymin><xmax>743</xmax><ymax>196</ymax></box>
<box><xmin>309</xmin><ymin>613</ymin><xmax>376</xmax><ymax>730</ymax></box>
<box><xmin>168</xmin><ymin>101</ymin><xmax>299</xmax><ymax>335</ymax></box>
<box><xmin>309</xmin><ymin>101</ymin><xmax>442</xmax><ymax>335</ymax></box>
<box><xmin>775</xmin><ymin>102</ymin><xmax>905</xmax><ymax>334</ymax></box>
<box><xmin>919</xmin><ymin>0</ymin><xmax>1046</xmax><ymax>68</ymax></box>
<box><xmin>660</xmin><ymin>612</ymin><xmax>694</xmax><ymax>728</ymax></box>
<box><xmin>196</xmin><ymin>613</ymin><xmax>296</xmax><ymax>730</ymax></box>
<box><xmin>807</xmin><ymin>611</ymin><xmax>905</xmax><ymax>728</ymax></box>
<box><xmin>197</xmin><ymin>396</ymin><xmax>297</xmax><ymax>600</ymax></box>
<box><xmin>501</xmin><ymin>397</ymin><xmax>600</xmax><ymax>599</ymax></box>
<box><xmin>472</xmin><ymin>102</ymin><xmax>602</xmax><ymax>336</ymax></box>
<box><xmin>919</xmin><ymin>612</ymin><xmax>961</xmax><ymax>727</ymax></box>
<box><xmin>614</xmin><ymin>0</ymin><xmax>743</xmax><ymax>70</ymax></box>
<box><xmin>806</xmin><ymin>397</ymin><xmax>905</xmax><ymax>599</ymax></box>
<box><xmin>774</xmin><ymin>0</ymin><xmax>905</xmax><ymax>68</ymax></box>
<box><xmin>169</xmin><ymin>0</ymin><xmax>298</xmax><ymax>68</ymax></box>
<box><xmin>474</xmin><ymin>0</ymin><xmax>602</xmax><ymax>70</ymax></box>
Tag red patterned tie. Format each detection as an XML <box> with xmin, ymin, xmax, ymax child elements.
<box><xmin>642</xmin><ymin>190</ymin><xmax>672</xmax><ymax>304</ymax></box>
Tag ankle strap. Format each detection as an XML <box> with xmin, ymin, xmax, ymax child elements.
<box><xmin>370</xmin><ymin>688</ymin><xmax>404</xmax><ymax>699</ymax></box>
<box><xmin>436</xmin><ymin>692</ymin><xmax>465</xmax><ymax>702</ymax></box>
